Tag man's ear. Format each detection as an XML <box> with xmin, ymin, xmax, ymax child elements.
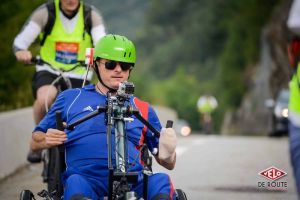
<box><xmin>127</xmin><ymin>68</ymin><xmax>133</xmax><ymax>80</ymax></box>
<box><xmin>93</xmin><ymin>60</ymin><xmax>99</xmax><ymax>70</ymax></box>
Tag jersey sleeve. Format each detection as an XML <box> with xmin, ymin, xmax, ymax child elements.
<box><xmin>145</xmin><ymin>105</ymin><xmax>162</xmax><ymax>155</ymax></box>
<box><xmin>13</xmin><ymin>4</ymin><xmax>48</xmax><ymax>52</ymax></box>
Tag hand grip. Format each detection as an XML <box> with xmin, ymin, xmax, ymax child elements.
<box><xmin>56</xmin><ymin>111</ymin><xmax>64</xmax><ymax>131</ymax></box>
<box><xmin>166</xmin><ymin>120</ymin><xmax>173</xmax><ymax>128</ymax></box>
<box><xmin>30</xmin><ymin>56</ymin><xmax>43</xmax><ymax>65</ymax></box>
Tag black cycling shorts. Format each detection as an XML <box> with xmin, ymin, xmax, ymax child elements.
<box><xmin>32</xmin><ymin>70</ymin><xmax>90</xmax><ymax>99</ymax></box>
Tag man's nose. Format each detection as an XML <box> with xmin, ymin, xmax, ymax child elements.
<box><xmin>114</xmin><ymin>63</ymin><xmax>122</xmax><ymax>71</ymax></box>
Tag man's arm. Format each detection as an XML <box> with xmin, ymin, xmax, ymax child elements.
<box><xmin>155</xmin><ymin>128</ymin><xmax>177</xmax><ymax>170</ymax></box>
<box><xmin>154</xmin><ymin>152</ymin><xmax>176</xmax><ymax>170</ymax></box>
<box><xmin>31</xmin><ymin>129</ymin><xmax>67</xmax><ymax>151</ymax></box>
<box><xmin>13</xmin><ymin>5</ymin><xmax>47</xmax><ymax>63</ymax></box>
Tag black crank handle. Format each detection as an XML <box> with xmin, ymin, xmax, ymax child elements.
<box><xmin>56</xmin><ymin>111</ymin><xmax>64</xmax><ymax>131</ymax></box>
<box><xmin>166</xmin><ymin>120</ymin><xmax>173</xmax><ymax>128</ymax></box>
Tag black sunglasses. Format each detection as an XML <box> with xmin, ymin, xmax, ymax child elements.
<box><xmin>100</xmin><ymin>60</ymin><xmax>133</xmax><ymax>71</ymax></box>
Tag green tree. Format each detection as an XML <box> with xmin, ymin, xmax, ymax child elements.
<box><xmin>0</xmin><ymin>0</ymin><xmax>43</xmax><ymax>111</ymax></box>
<box><xmin>135</xmin><ymin>0</ymin><xmax>279</xmax><ymax>131</ymax></box>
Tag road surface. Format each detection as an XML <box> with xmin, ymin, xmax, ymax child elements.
<box><xmin>0</xmin><ymin>134</ymin><xmax>297</xmax><ymax>200</ymax></box>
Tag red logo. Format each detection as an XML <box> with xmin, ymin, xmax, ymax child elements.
<box><xmin>259</xmin><ymin>166</ymin><xmax>287</xmax><ymax>181</ymax></box>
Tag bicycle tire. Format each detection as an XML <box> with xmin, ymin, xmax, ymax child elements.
<box><xmin>19</xmin><ymin>190</ymin><xmax>35</xmax><ymax>200</ymax></box>
<box><xmin>175</xmin><ymin>189</ymin><xmax>188</xmax><ymax>200</ymax></box>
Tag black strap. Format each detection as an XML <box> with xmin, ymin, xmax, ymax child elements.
<box><xmin>40</xmin><ymin>1</ymin><xmax>92</xmax><ymax>46</ymax></box>
<box><xmin>82</xmin><ymin>3</ymin><xmax>93</xmax><ymax>44</ymax></box>
<box><xmin>83</xmin><ymin>4</ymin><xmax>92</xmax><ymax>34</ymax></box>
<box><xmin>40</xmin><ymin>1</ymin><xmax>55</xmax><ymax>46</ymax></box>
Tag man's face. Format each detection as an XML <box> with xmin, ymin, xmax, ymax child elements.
<box><xmin>60</xmin><ymin>0</ymin><xmax>80</xmax><ymax>14</ymax></box>
<box><xmin>96</xmin><ymin>59</ymin><xmax>132</xmax><ymax>90</ymax></box>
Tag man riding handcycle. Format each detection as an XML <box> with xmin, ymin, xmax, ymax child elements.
<box><xmin>21</xmin><ymin>34</ymin><xmax>187</xmax><ymax>200</ymax></box>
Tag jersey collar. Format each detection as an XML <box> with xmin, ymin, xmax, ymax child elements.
<box><xmin>83</xmin><ymin>84</ymin><xmax>97</xmax><ymax>91</ymax></box>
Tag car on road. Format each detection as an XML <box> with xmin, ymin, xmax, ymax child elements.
<box><xmin>270</xmin><ymin>89</ymin><xmax>289</xmax><ymax>136</ymax></box>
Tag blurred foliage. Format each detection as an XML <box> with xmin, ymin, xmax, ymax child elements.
<box><xmin>132</xmin><ymin>68</ymin><xmax>202</xmax><ymax>128</ymax></box>
<box><xmin>87</xmin><ymin>0</ymin><xmax>149</xmax><ymax>39</ymax></box>
<box><xmin>1</xmin><ymin>0</ymin><xmax>280</xmax><ymax>132</ymax></box>
<box><xmin>134</xmin><ymin>0</ymin><xmax>280</xmax><ymax>130</ymax></box>
<box><xmin>0</xmin><ymin>0</ymin><xmax>43</xmax><ymax>111</ymax></box>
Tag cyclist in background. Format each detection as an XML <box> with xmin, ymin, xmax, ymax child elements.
<box><xmin>13</xmin><ymin>0</ymin><xmax>106</xmax><ymax>162</ymax></box>
<box><xmin>197</xmin><ymin>94</ymin><xmax>218</xmax><ymax>134</ymax></box>
<box><xmin>287</xmin><ymin>0</ymin><xmax>300</xmax><ymax>197</ymax></box>
<box><xmin>30</xmin><ymin>34</ymin><xmax>178</xmax><ymax>199</ymax></box>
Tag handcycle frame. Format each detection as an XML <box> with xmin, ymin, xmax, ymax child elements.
<box><xmin>63</xmin><ymin>84</ymin><xmax>169</xmax><ymax>200</ymax></box>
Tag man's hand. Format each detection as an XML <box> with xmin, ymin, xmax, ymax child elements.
<box><xmin>45</xmin><ymin>128</ymin><xmax>67</xmax><ymax>148</ymax></box>
<box><xmin>158</xmin><ymin>128</ymin><xmax>177</xmax><ymax>165</ymax></box>
<box><xmin>15</xmin><ymin>50</ymin><xmax>32</xmax><ymax>64</ymax></box>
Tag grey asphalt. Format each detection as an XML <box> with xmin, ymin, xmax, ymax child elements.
<box><xmin>0</xmin><ymin>164</ymin><xmax>45</xmax><ymax>200</ymax></box>
<box><xmin>0</xmin><ymin>134</ymin><xmax>298</xmax><ymax>200</ymax></box>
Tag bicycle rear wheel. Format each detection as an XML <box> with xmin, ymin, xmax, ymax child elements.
<box><xmin>175</xmin><ymin>189</ymin><xmax>188</xmax><ymax>200</ymax></box>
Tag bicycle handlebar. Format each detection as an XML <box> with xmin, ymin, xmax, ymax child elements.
<box><xmin>30</xmin><ymin>56</ymin><xmax>87</xmax><ymax>72</ymax></box>
<box><xmin>65</xmin><ymin>106</ymin><xmax>173</xmax><ymax>138</ymax></box>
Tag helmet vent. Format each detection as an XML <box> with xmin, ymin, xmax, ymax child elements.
<box><xmin>124</xmin><ymin>52</ymin><xmax>127</xmax><ymax>57</ymax></box>
<box><xmin>113</xmin><ymin>35</ymin><xmax>116</xmax><ymax>40</ymax></box>
<box><xmin>129</xmin><ymin>52</ymin><xmax>131</xmax><ymax>57</ymax></box>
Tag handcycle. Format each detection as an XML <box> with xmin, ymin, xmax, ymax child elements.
<box><xmin>27</xmin><ymin>56</ymin><xmax>91</xmax><ymax>196</ymax></box>
<box><xmin>20</xmin><ymin>81</ymin><xmax>187</xmax><ymax>200</ymax></box>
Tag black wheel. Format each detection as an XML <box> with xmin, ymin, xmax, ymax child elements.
<box><xmin>19</xmin><ymin>190</ymin><xmax>34</xmax><ymax>200</ymax></box>
<box><xmin>175</xmin><ymin>189</ymin><xmax>187</xmax><ymax>200</ymax></box>
<box><xmin>47</xmin><ymin>146</ymin><xmax>65</xmax><ymax>199</ymax></box>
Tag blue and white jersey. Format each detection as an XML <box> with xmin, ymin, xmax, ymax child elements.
<box><xmin>34</xmin><ymin>84</ymin><xmax>161</xmax><ymax>177</ymax></box>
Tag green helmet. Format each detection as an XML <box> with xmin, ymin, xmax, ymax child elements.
<box><xmin>94</xmin><ymin>34</ymin><xmax>136</xmax><ymax>64</ymax></box>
